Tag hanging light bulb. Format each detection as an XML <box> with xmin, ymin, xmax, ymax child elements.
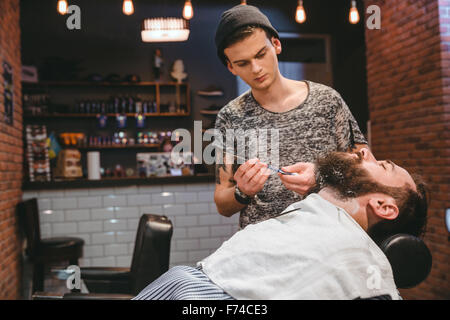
<box><xmin>349</xmin><ymin>0</ymin><xmax>360</xmax><ymax>24</ymax></box>
<box><xmin>123</xmin><ymin>0</ymin><xmax>134</xmax><ymax>15</ymax></box>
<box><xmin>295</xmin><ymin>0</ymin><xmax>306</xmax><ymax>24</ymax></box>
<box><xmin>183</xmin><ymin>0</ymin><xmax>194</xmax><ymax>20</ymax></box>
<box><xmin>57</xmin><ymin>0</ymin><xmax>68</xmax><ymax>15</ymax></box>
<box><xmin>241</xmin><ymin>0</ymin><xmax>247</xmax><ymax>5</ymax></box>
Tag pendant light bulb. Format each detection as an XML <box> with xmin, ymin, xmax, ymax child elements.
<box><xmin>123</xmin><ymin>0</ymin><xmax>134</xmax><ymax>15</ymax></box>
<box><xmin>183</xmin><ymin>0</ymin><xmax>194</xmax><ymax>20</ymax></box>
<box><xmin>349</xmin><ymin>0</ymin><xmax>360</xmax><ymax>24</ymax></box>
<box><xmin>57</xmin><ymin>0</ymin><xmax>68</xmax><ymax>15</ymax></box>
<box><xmin>295</xmin><ymin>0</ymin><xmax>306</xmax><ymax>24</ymax></box>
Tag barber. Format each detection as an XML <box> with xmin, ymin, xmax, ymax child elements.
<box><xmin>214</xmin><ymin>5</ymin><xmax>370</xmax><ymax>229</ymax></box>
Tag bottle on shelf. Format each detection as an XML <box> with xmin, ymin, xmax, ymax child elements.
<box><xmin>128</xmin><ymin>95</ymin><xmax>135</xmax><ymax>114</ymax></box>
<box><xmin>135</xmin><ymin>95</ymin><xmax>142</xmax><ymax>114</ymax></box>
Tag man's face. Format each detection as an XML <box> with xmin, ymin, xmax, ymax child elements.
<box><xmin>224</xmin><ymin>28</ymin><xmax>281</xmax><ymax>91</ymax></box>
<box><xmin>348</xmin><ymin>149</ymin><xmax>416</xmax><ymax>191</ymax></box>
<box><xmin>315</xmin><ymin>150</ymin><xmax>416</xmax><ymax>199</ymax></box>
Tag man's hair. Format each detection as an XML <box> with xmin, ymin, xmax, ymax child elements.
<box><xmin>367</xmin><ymin>174</ymin><xmax>429</xmax><ymax>246</ymax></box>
<box><xmin>217</xmin><ymin>25</ymin><xmax>279</xmax><ymax>66</ymax></box>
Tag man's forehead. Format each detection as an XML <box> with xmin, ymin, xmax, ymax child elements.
<box><xmin>225</xmin><ymin>29</ymin><xmax>269</xmax><ymax>56</ymax></box>
<box><xmin>397</xmin><ymin>165</ymin><xmax>417</xmax><ymax>191</ymax></box>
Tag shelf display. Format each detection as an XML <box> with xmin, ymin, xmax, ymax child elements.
<box><xmin>54</xmin><ymin>149</ymin><xmax>83</xmax><ymax>179</ymax></box>
<box><xmin>21</xmin><ymin>81</ymin><xmax>192</xmax><ymax>183</ymax></box>
<box><xmin>137</xmin><ymin>152</ymin><xmax>194</xmax><ymax>177</ymax></box>
<box><xmin>25</xmin><ymin>125</ymin><xmax>51</xmax><ymax>182</ymax></box>
<box><xmin>22</xmin><ymin>81</ymin><xmax>190</xmax><ymax>117</ymax></box>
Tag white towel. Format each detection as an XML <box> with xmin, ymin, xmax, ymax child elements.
<box><xmin>198</xmin><ymin>193</ymin><xmax>399</xmax><ymax>300</ymax></box>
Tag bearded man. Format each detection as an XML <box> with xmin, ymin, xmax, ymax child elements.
<box><xmin>133</xmin><ymin>150</ymin><xmax>427</xmax><ymax>300</ymax></box>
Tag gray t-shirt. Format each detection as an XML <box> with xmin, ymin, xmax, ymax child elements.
<box><xmin>215</xmin><ymin>80</ymin><xmax>367</xmax><ymax>229</ymax></box>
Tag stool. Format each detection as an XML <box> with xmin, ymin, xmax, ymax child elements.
<box><xmin>18</xmin><ymin>198</ymin><xmax>84</xmax><ymax>293</ymax></box>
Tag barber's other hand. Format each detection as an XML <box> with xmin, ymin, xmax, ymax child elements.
<box><xmin>278</xmin><ymin>162</ymin><xmax>316</xmax><ymax>196</ymax></box>
<box><xmin>234</xmin><ymin>158</ymin><xmax>271</xmax><ymax>197</ymax></box>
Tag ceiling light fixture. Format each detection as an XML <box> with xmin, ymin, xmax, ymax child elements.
<box><xmin>349</xmin><ymin>0</ymin><xmax>360</xmax><ymax>24</ymax></box>
<box><xmin>141</xmin><ymin>18</ymin><xmax>190</xmax><ymax>42</ymax></box>
<box><xmin>183</xmin><ymin>0</ymin><xmax>194</xmax><ymax>20</ymax></box>
<box><xmin>295</xmin><ymin>0</ymin><xmax>306</xmax><ymax>24</ymax></box>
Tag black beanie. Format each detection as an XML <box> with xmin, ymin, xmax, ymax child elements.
<box><xmin>215</xmin><ymin>5</ymin><xmax>279</xmax><ymax>65</ymax></box>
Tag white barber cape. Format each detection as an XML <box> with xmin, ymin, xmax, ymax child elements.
<box><xmin>198</xmin><ymin>193</ymin><xmax>400</xmax><ymax>300</ymax></box>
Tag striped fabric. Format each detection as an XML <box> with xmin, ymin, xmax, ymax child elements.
<box><xmin>132</xmin><ymin>266</ymin><xmax>235</xmax><ymax>300</ymax></box>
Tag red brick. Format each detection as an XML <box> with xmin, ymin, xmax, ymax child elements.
<box><xmin>365</xmin><ymin>0</ymin><xmax>450</xmax><ymax>300</ymax></box>
<box><xmin>0</xmin><ymin>0</ymin><xmax>23</xmax><ymax>300</ymax></box>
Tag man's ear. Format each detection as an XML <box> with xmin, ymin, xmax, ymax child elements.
<box><xmin>226</xmin><ymin>59</ymin><xmax>237</xmax><ymax>75</ymax></box>
<box><xmin>271</xmin><ymin>37</ymin><xmax>282</xmax><ymax>55</ymax></box>
<box><xmin>368</xmin><ymin>196</ymin><xmax>399</xmax><ymax>220</ymax></box>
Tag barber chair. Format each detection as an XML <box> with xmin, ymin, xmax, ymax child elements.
<box><xmin>32</xmin><ymin>232</ymin><xmax>431</xmax><ymax>300</ymax></box>
<box><xmin>77</xmin><ymin>214</ymin><xmax>173</xmax><ymax>296</ymax></box>
<box><xmin>18</xmin><ymin>198</ymin><xmax>85</xmax><ymax>293</ymax></box>
<box><xmin>380</xmin><ymin>233</ymin><xmax>432</xmax><ymax>289</ymax></box>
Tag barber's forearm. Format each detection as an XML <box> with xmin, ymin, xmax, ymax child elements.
<box><xmin>214</xmin><ymin>186</ymin><xmax>247</xmax><ymax>217</ymax></box>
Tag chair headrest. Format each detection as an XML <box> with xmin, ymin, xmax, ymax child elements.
<box><xmin>380</xmin><ymin>234</ymin><xmax>432</xmax><ymax>289</ymax></box>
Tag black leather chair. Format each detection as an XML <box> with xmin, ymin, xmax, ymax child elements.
<box><xmin>380</xmin><ymin>233</ymin><xmax>432</xmax><ymax>289</ymax></box>
<box><xmin>18</xmin><ymin>198</ymin><xmax>85</xmax><ymax>293</ymax></box>
<box><xmin>79</xmin><ymin>214</ymin><xmax>173</xmax><ymax>295</ymax></box>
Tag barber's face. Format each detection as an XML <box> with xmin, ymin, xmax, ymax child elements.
<box><xmin>224</xmin><ymin>29</ymin><xmax>281</xmax><ymax>91</ymax></box>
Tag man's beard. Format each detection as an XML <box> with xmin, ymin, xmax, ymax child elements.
<box><xmin>307</xmin><ymin>152</ymin><xmax>393</xmax><ymax>200</ymax></box>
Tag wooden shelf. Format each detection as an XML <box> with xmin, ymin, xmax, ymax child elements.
<box><xmin>22</xmin><ymin>81</ymin><xmax>191</xmax><ymax>116</ymax></box>
<box><xmin>22</xmin><ymin>81</ymin><xmax>189</xmax><ymax>87</ymax></box>
<box><xmin>77</xmin><ymin>144</ymin><xmax>160</xmax><ymax>150</ymax></box>
<box><xmin>200</xmin><ymin>110</ymin><xmax>219</xmax><ymax>116</ymax></box>
<box><xmin>24</xmin><ymin>112</ymin><xmax>190</xmax><ymax>118</ymax></box>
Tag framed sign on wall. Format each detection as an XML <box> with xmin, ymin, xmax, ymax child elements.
<box><xmin>3</xmin><ymin>61</ymin><xmax>14</xmax><ymax>125</ymax></box>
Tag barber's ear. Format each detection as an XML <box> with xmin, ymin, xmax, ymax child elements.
<box><xmin>272</xmin><ymin>37</ymin><xmax>282</xmax><ymax>54</ymax></box>
<box><xmin>368</xmin><ymin>196</ymin><xmax>399</xmax><ymax>220</ymax></box>
<box><xmin>226</xmin><ymin>60</ymin><xmax>237</xmax><ymax>75</ymax></box>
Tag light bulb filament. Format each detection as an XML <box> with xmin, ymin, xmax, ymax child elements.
<box><xmin>57</xmin><ymin>0</ymin><xmax>68</xmax><ymax>15</ymax></box>
<box><xmin>123</xmin><ymin>0</ymin><xmax>134</xmax><ymax>15</ymax></box>
<box><xmin>295</xmin><ymin>0</ymin><xmax>306</xmax><ymax>24</ymax></box>
<box><xmin>349</xmin><ymin>0</ymin><xmax>360</xmax><ymax>24</ymax></box>
<box><xmin>183</xmin><ymin>0</ymin><xmax>194</xmax><ymax>20</ymax></box>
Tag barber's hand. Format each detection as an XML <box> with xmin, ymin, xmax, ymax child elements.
<box><xmin>278</xmin><ymin>162</ymin><xmax>316</xmax><ymax>196</ymax></box>
<box><xmin>234</xmin><ymin>158</ymin><xmax>271</xmax><ymax>197</ymax></box>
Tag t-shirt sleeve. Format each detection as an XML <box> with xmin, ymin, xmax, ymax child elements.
<box><xmin>214</xmin><ymin>109</ymin><xmax>231</xmax><ymax>159</ymax></box>
<box><xmin>334</xmin><ymin>93</ymin><xmax>368</xmax><ymax>151</ymax></box>
<box><xmin>213</xmin><ymin>108</ymin><xmax>238</xmax><ymax>183</ymax></box>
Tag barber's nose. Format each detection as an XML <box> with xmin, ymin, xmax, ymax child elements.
<box><xmin>360</xmin><ymin>148</ymin><xmax>377</xmax><ymax>162</ymax></box>
<box><xmin>251</xmin><ymin>61</ymin><xmax>262</xmax><ymax>74</ymax></box>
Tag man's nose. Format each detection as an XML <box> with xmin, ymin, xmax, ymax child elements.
<box><xmin>360</xmin><ymin>148</ymin><xmax>377</xmax><ymax>162</ymax></box>
<box><xmin>251</xmin><ymin>60</ymin><xmax>262</xmax><ymax>74</ymax></box>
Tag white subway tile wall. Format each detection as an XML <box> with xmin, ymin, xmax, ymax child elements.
<box><xmin>22</xmin><ymin>183</ymin><xmax>239</xmax><ymax>268</ymax></box>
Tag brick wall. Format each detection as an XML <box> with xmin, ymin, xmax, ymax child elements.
<box><xmin>0</xmin><ymin>0</ymin><xmax>23</xmax><ymax>300</ymax></box>
<box><xmin>364</xmin><ymin>0</ymin><xmax>450</xmax><ymax>299</ymax></box>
